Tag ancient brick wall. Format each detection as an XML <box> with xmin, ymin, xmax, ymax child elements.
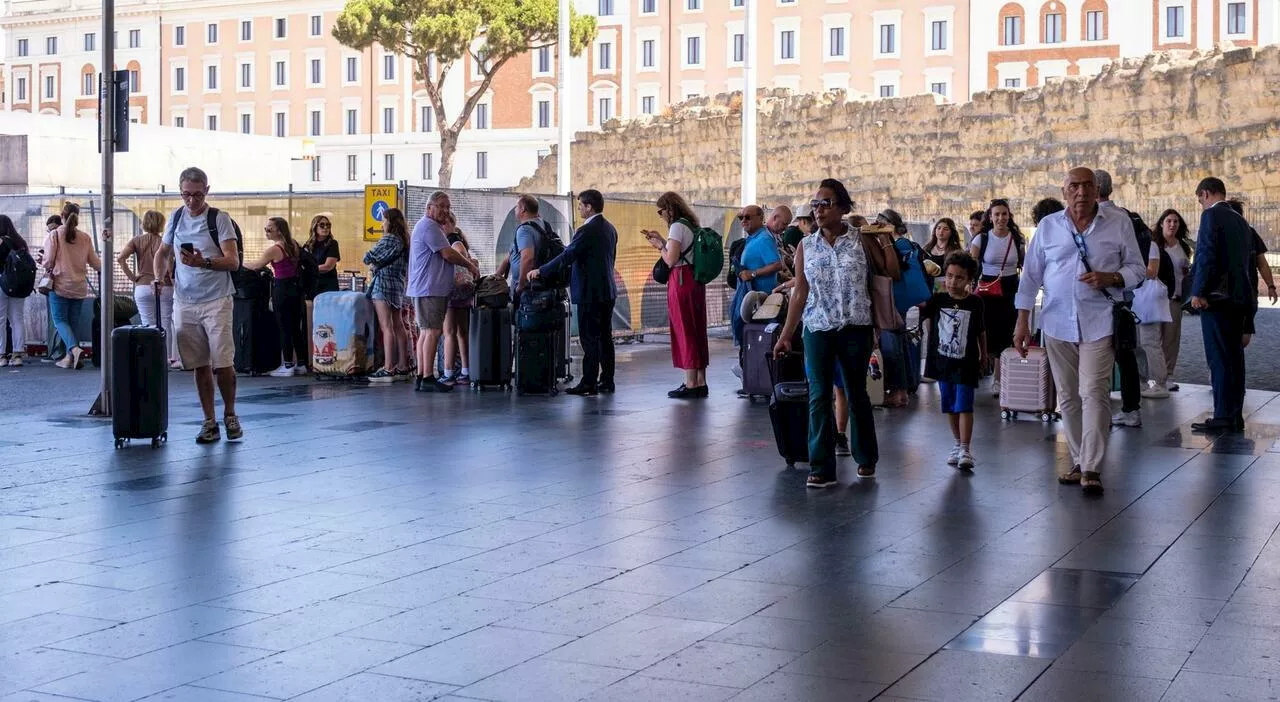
<box><xmin>519</xmin><ymin>46</ymin><xmax>1280</xmax><ymax>228</ymax></box>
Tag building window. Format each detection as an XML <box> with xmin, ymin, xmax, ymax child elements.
<box><xmin>311</xmin><ymin>156</ymin><xmax>321</xmax><ymax>182</ymax></box>
<box><xmin>275</xmin><ymin>18</ymin><xmax>287</xmax><ymax>38</ymax></box>
<box><xmin>476</xmin><ymin>151</ymin><xmax>488</xmax><ymax>179</ymax></box>
<box><xmin>17</xmin><ymin>39</ymin><xmax>28</xmax><ymax>57</ymax></box>
<box><xmin>275</xmin><ymin>61</ymin><xmax>286</xmax><ymax>86</ymax></box>
<box><xmin>207</xmin><ymin>65</ymin><xmax>218</xmax><ymax>90</ymax></box>
<box><xmin>421</xmin><ymin>105</ymin><xmax>433</xmax><ymax>132</ymax></box>
<box><xmin>1166</xmin><ymin>5</ymin><xmax>1185</xmax><ymax>38</ymax></box>
<box><xmin>346</xmin><ymin>109</ymin><xmax>357</xmax><ymax>135</ymax></box>
<box><xmin>174</xmin><ymin>67</ymin><xmax>185</xmax><ymax>92</ymax></box>
<box><xmin>241</xmin><ymin>20</ymin><xmax>252</xmax><ymax>41</ymax></box>
<box><xmin>346</xmin><ymin>57</ymin><xmax>358</xmax><ymax>83</ymax></box>
<box><xmin>383</xmin><ymin>106</ymin><xmax>395</xmax><ymax>133</ymax></box>
<box><xmin>347</xmin><ymin>154</ymin><xmax>358</xmax><ymax>181</ymax></box>
<box><xmin>641</xmin><ymin>95</ymin><xmax>655</xmax><ymax>114</ymax></box>
<box><xmin>383</xmin><ymin>154</ymin><xmax>395</xmax><ymax>180</ymax></box>
<box><xmin>642</xmin><ymin>0</ymin><xmax>656</xmax><ymax>13</ymax></box>
<box><xmin>879</xmin><ymin>85</ymin><xmax>895</xmax><ymax>98</ymax></box>
<box><xmin>207</xmin><ymin>23</ymin><xmax>218</xmax><ymax>44</ymax></box>
<box><xmin>537</xmin><ymin>46</ymin><xmax>551</xmax><ymax>73</ymax></box>
<box><xmin>310</xmin><ymin>14</ymin><xmax>322</xmax><ymax>36</ymax></box>
<box><xmin>879</xmin><ymin>24</ymin><xmax>895</xmax><ymax>54</ymax></box>
<box><xmin>383</xmin><ymin>54</ymin><xmax>395</xmax><ymax>80</ymax></box>
<box><xmin>240</xmin><ymin>113</ymin><xmax>251</xmax><ymax>134</ymax></box>
<box><xmin>83</xmin><ymin>73</ymin><xmax>94</xmax><ymax>95</ymax></box>
<box><xmin>206</xmin><ymin>114</ymin><xmax>218</xmax><ymax>130</ymax></box>
<box><xmin>310</xmin><ymin>110</ymin><xmax>321</xmax><ymax>136</ymax></box>
<box><xmin>84</xmin><ymin>32</ymin><xmax>95</xmax><ymax>52</ymax></box>
<box><xmin>598</xmin><ymin>0</ymin><xmax>613</xmax><ymax>15</ymax></box>
<box><xmin>1086</xmin><ymin>10</ymin><xmax>1105</xmax><ymax>40</ymax></box>
<box><xmin>1005</xmin><ymin>77</ymin><xmax>1021</xmax><ymax>88</ymax></box>
<box><xmin>779</xmin><ymin>30</ymin><xmax>795</xmax><ymax>60</ymax></box>
<box><xmin>174</xmin><ymin>26</ymin><xmax>185</xmax><ymax>46</ymax></box>
<box><xmin>643</xmin><ymin>39</ymin><xmax>656</xmax><ymax>67</ymax></box>
<box><xmin>422</xmin><ymin>153</ymin><xmax>433</xmax><ymax>180</ymax></box>
<box><xmin>598</xmin><ymin>42</ymin><xmax>612</xmax><ymax>71</ymax></box>
<box><xmin>1227</xmin><ymin>2</ymin><xmax>1247</xmax><ymax>34</ymax></box>
<box><xmin>275</xmin><ymin>111</ymin><xmax>286</xmax><ymax>137</ymax></box>
<box><xmin>1003</xmin><ymin>15</ymin><xmax>1023</xmax><ymax>45</ymax></box>
<box><xmin>687</xmin><ymin>0</ymin><xmax>700</xmax><ymax>9</ymax></box>
<box><xmin>310</xmin><ymin>58</ymin><xmax>321</xmax><ymax>85</ymax></box>
<box><xmin>129</xmin><ymin>69</ymin><xmax>139</xmax><ymax>93</ymax></box>
<box><xmin>931</xmin><ymin>20</ymin><xmax>947</xmax><ymax>51</ymax></box>
<box><xmin>537</xmin><ymin>100</ymin><xmax>551</xmax><ymax>128</ymax></box>
<box><xmin>475</xmin><ymin>103</ymin><xmax>489</xmax><ymax>129</ymax></box>
<box><xmin>129</xmin><ymin>29</ymin><xmax>140</xmax><ymax>48</ymax></box>
<box><xmin>46</xmin><ymin>36</ymin><xmax>57</xmax><ymax>55</ymax></box>
<box><xmin>829</xmin><ymin>28</ymin><xmax>845</xmax><ymax>58</ymax></box>
<box><xmin>598</xmin><ymin>96</ymin><xmax>613</xmax><ymax>122</ymax></box>
<box><xmin>240</xmin><ymin>63</ymin><xmax>251</xmax><ymax>88</ymax></box>
<box><xmin>1044</xmin><ymin>12</ymin><xmax>1064</xmax><ymax>43</ymax></box>
<box><xmin>686</xmin><ymin>36</ymin><xmax>701</xmax><ymax>66</ymax></box>
<box><xmin>931</xmin><ymin>82</ymin><xmax>948</xmax><ymax>97</ymax></box>
<box><xmin>174</xmin><ymin>114</ymin><xmax>184</xmax><ymax>128</ymax></box>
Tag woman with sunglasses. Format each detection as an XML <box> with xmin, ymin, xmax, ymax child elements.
<box><xmin>968</xmin><ymin>199</ymin><xmax>1025</xmax><ymax>392</ymax></box>
<box><xmin>303</xmin><ymin>213</ymin><xmax>342</xmax><ymax>297</ymax></box>
<box><xmin>642</xmin><ymin>192</ymin><xmax>710</xmax><ymax>398</ymax></box>
<box><xmin>773</xmin><ymin>179</ymin><xmax>898</xmax><ymax>486</ymax></box>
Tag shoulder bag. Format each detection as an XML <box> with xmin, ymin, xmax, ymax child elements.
<box><xmin>1070</xmin><ymin>233</ymin><xmax>1138</xmax><ymax>351</ymax></box>
<box><xmin>861</xmin><ymin>230</ymin><xmax>904</xmax><ymax>331</ymax></box>
<box><xmin>36</xmin><ymin>234</ymin><xmax>59</xmax><ymax>295</ymax></box>
<box><xmin>975</xmin><ymin>235</ymin><xmax>1011</xmax><ymax>298</ymax></box>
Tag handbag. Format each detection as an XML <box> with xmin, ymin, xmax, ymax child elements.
<box><xmin>652</xmin><ymin>257</ymin><xmax>672</xmax><ymax>285</ymax></box>
<box><xmin>1070</xmin><ymin>233</ymin><xmax>1139</xmax><ymax>351</ymax></box>
<box><xmin>1132</xmin><ymin>279</ymin><xmax>1173</xmax><ymax>324</ymax></box>
<box><xmin>869</xmin><ymin>274</ymin><xmax>905</xmax><ymax>331</ymax></box>
<box><xmin>975</xmin><ymin>235</ymin><xmax>1012</xmax><ymax>298</ymax></box>
<box><xmin>36</xmin><ymin>234</ymin><xmax>58</xmax><ymax>295</ymax></box>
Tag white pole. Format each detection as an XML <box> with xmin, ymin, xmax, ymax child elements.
<box><xmin>741</xmin><ymin>0</ymin><xmax>757</xmax><ymax>205</ymax></box>
<box><xmin>97</xmin><ymin>0</ymin><xmax>116</xmax><ymax>416</ymax></box>
<box><xmin>557</xmin><ymin>0</ymin><xmax>572</xmax><ymax>196</ymax></box>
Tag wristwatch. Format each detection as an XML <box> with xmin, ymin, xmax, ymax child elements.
<box><xmin>202</xmin><ymin>259</ymin><xmax>213</xmax><ymax>270</ymax></box>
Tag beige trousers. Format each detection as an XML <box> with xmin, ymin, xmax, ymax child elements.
<box><xmin>1045</xmin><ymin>336</ymin><xmax>1115</xmax><ymax>475</ymax></box>
<box><xmin>1163</xmin><ymin>298</ymin><xmax>1183</xmax><ymax>380</ymax></box>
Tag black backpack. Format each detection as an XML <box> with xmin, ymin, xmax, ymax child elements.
<box><xmin>531</xmin><ymin>220</ymin><xmax>569</xmax><ymax>289</ymax></box>
<box><xmin>0</xmin><ymin>242</ymin><xmax>36</xmax><ymax>298</ymax></box>
<box><xmin>168</xmin><ymin>205</ymin><xmax>244</xmax><ymax>268</ymax></box>
<box><xmin>295</xmin><ymin>247</ymin><xmax>319</xmax><ymax>299</ymax></box>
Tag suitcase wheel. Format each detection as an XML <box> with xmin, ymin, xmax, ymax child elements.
<box><xmin>785</xmin><ymin>461</ymin><xmax>796</xmax><ymax>469</ymax></box>
<box><xmin>114</xmin><ymin>438</ymin><xmax>125</xmax><ymax>449</ymax></box>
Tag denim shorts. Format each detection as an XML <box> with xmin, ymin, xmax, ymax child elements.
<box><xmin>938</xmin><ymin>381</ymin><xmax>975</xmax><ymax>414</ymax></box>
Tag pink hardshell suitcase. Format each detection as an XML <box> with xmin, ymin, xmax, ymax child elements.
<box><xmin>999</xmin><ymin>346</ymin><xmax>1059</xmax><ymax>422</ymax></box>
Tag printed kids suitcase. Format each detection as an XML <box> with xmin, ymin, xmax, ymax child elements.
<box><xmin>999</xmin><ymin>347</ymin><xmax>1060</xmax><ymax>422</ymax></box>
<box><xmin>769</xmin><ymin>381</ymin><xmax>810</xmax><ymax>467</ymax></box>
<box><xmin>111</xmin><ymin>325</ymin><xmax>168</xmax><ymax>449</ymax></box>
<box><xmin>311</xmin><ymin>291</ymin><xmax>378</xmax><ymax>378</ymax></box>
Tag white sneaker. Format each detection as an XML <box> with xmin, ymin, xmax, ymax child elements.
<box><xmin>957</xmin><ymin>449</ymin><xmax>975</xmax><ymax>471</ymax></box>
<box><xmin>0</xmin><ymin>356</ymin><xmax>8</xmax><ymax>367</ymax></box>
<box><xmin>1111</xmin><ymin>410</ymin><xmax>1142</xmax><ymax>428</ymax></box>
<box><xmin>1141</xmin><ymin>382</ymin><xmax>1170</xmax><ymax>399</ymax></box>
<box><xmin>269</xmin><ymin>365</ymin><xmax>294</xmax><ymax>378</ymax></box>
<box><xmin>9</xmin><ymin>354</ymin><xmax>21</xmax><ymax>368</ymax></box>
<box><xmin>292</xmin><ymin>365</ymin><xmax>309</xmax><ymax>376</ymax></box>
<box><xmin>947</xmin><ymin>446</ymin><xmax>962</xmax><ymax>466</ymax></box>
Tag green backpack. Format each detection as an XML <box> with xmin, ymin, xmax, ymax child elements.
<box><xmin>677</xmin><ymin>218</ymin><xmax>724</xmax><ymax>285</ymax></box>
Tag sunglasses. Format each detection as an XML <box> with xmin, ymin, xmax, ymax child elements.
<box><xmin>809</xmin><ymin>199</ymin><xmax>834</xmax><ymax>210</ymax></box>
<box><xmin>737</xmin><ymin>213</ymin><xmax>757</xmax><ymax>221</ymax></box>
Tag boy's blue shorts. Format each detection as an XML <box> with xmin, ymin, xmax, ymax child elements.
<box><xmin>938</xmin><ymin>381</ymin><xmax>975</xmax><ymax>414</ymax></box>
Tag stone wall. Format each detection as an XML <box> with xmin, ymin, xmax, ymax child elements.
<box><xmin>519</xmin><ymin>46</ymin><xmax>1280</xmax><ymax>227</ymax></box>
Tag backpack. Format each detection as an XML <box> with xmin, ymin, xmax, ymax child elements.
<box><xmin>0</xmin><ymin>244</ymin><xmax>36</xmax><ymax>298</ymax></box>
<box><xmin>295</xmin><ymin>246</ymin><xmax>319</xmax><ymax>299</ymax></box>
<box><xmin>168</xmin><ymin>206</ymin><xmax>244</xmax><ymax>282</ymax></box>
<box><xmin>530</xmin><ymin>220</ymin><xmax>569</xmax><ymax>289</ymax></box>
<box><xmin>892</xmin><ymin>238</ymin><xmax>931</xmax><ymax>314</ymax></box>
<box><xmin>677</xmin><ymin>218</ymin><xmax>724</xmax><ymax>285</ymax></box>
<box><xmin>725</xmin><ymin>237</ymin><xmax>747</xmax><ymax>290</ymax></box>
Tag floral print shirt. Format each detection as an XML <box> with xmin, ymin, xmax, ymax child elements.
<box><xmin>801</xmin><ymin>226</ymin><xmax>873</xmax><ymax>332</ymax></box>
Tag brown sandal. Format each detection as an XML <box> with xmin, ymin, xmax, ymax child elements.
<box><xmin>1058</xmin><ymin>467</ymin><xmax>1082</xmax><ymax>485</ymax></box>
<box><xmin>1081</xmin><ymin>471</ymin><xmax>1104</xmax><ymax>495</ymax></box>
<box><xmin>857</xmin><ymin>464</ymin><xmax>876</xmax><ymax>479</ymax></box>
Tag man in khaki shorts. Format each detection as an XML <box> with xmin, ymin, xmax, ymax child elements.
<box><xmin>409</xmin><ymin>192</ymin><xmax>478</xmax><ymax>392</ymax></box>
<box><xmin>153</xmin><ymin>167</ymin><xmax>243</xmax><ymax>443</ymax></box>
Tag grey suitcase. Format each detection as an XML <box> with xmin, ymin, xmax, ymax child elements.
<box><xmin>999</xmin><ymin>347</ymin><xmax>1059</xmax><ymax>422</ymax></box>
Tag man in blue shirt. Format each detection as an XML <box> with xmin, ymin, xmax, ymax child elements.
<box><xmin>730</xmin><ymin>205</ymin><xmax>785</xmax><ymax>348</ymax></box>
<box><xmin>408</xmin><ymin>192</ymin><xmax>479</xmax><ymax>393</ymax></box>
<box><xmin>496</xmin><ymin>194</ymin><xmax>545</xmax><ymax>302</ymax></box>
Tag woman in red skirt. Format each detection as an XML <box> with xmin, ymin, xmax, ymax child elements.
<box><xmin>643</xmin><ymin>191</ymin><xmax>710</xmax><ymax>399</ymax></box>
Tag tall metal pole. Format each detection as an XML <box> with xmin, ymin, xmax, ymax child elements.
<box><xmin>97</xmin><ymin>0</ymin><xmax>116</xmax><ymax>416</ymax></box>
<box><xmin>556</xmin><ymin>0</ymin><xmax>572</xmax><ymax>196</ymax></box>
<box><xmin>741</xmin><ymin>0</ymin><xmax>757</xmax><ymax>205</ymax></box>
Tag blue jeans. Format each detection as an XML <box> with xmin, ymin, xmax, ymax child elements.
<box><xmin>49</xmin><ymin>292</ymin><xmax>85</xmax><ymax>354</ymax></box>
<box><xmin>1202</xmin><ymin>302</ymin><xmax>1246</xmax><ymax>422</ymax></box>
<box><xmin>803</xmin><ymin>324</ymin><xmax>879</xmax><ymax>476</ymax></box>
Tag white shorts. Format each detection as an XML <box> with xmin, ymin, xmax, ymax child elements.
<box><xmin>175</xmin><ymin>296</ymin><xmax>234</xmax><ymax>370</ymax></box>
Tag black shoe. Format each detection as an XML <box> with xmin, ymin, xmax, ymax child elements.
<box><xmin>434</xmin><ymin>377</ymin><xmax>455</xmax><ymax>393</ymax></box>
<box><xmin>414</xmin><ymin>376</ymin><xmax>424</xmax><ymax>391</ymax></box>
<box><xmin>668</xmin><ymin>384</ymin><xmax>694</xmax><ymax>399</ymax></box>
<box><xmin>1233</xmin><ymin>416</ymin><xmax>1246</xmax><ymax>432</ymax></box>
<box><xmin>692</xmin><ymin>385</ymin><xmax>709</xmax><ymax>399</ymax></box>
<box><xmin>566</xmin><ymin>384</ymin><xmax>598</xmax><ymax>396</ymax></box>
<box><xmin>598</xmin><ymin>382</ymin><xmax>616</xmax><ymax>394</ymax></box>
<box><xmin>1191</xmin><ymin>418</ymin><xmax>1234</xmax><ymax>433</ymax></box>
<box><xmin>736</xmin><ymin>388</ymin><xmax>751</xmax><ymax>399</ymax></box>
<box><xmin>416</xmin><ymin>376</ymin><xmax>440</xmax><ymax>392</ymax></box>
<box><xmin>834</xmin><ymin>433</ymin><xmax>851</xmax><ymax>457</ymax></box>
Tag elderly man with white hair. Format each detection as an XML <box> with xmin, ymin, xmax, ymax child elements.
<box><xmin>408</xmin><ymin>191</ymin><xmax>479</xmax><ymax>393</ymax></box>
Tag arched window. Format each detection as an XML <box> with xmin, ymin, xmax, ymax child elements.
<box><xmin>1081</xmin><ymin>0</ymin><xmax>1108</xmax><ymax>41</ymax></box>
<box><xmin>1040</xmin><ymin>1</ymin><xmax>1065</xmax><ymax>44</ymax></box>
<box><xmin>80</xmin><ymin>64</ymin><xmax>96</xmax><ymax>97</ymax></box>
<box><xmin>126</xmin><ymin>60</ymin><xmax>142</xmax><ymax>94</ymax></box>
<box><xmin>999</xmin><ymin>3</ymin><xmax>1025</xmax><ymax>46</ymax></box>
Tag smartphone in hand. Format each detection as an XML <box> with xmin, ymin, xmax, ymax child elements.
<box><xmin>180</xmin><ymin>243</ymin><xmax>195</xmax><ymax>254</ymax></box>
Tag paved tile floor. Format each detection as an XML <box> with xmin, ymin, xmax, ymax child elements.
<box><xmin>3</xmin><ymin>339</ymin><xmax>1280</xmax><ymax>701</ymax></box>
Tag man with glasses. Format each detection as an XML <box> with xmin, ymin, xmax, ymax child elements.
<box><xmin>1013</xmin><ymin>167</ymin><xmax>1146</xmax><ymax>495</ymax></box>
<box><xmin>153</xmin><ymin>167</ymin><xmax>243</xmax><ymax>444</ymax></box>
<box><xmin>409</xmin><ymin>191</ymin><xmax>480</xmax><ymax>393</ymax></box>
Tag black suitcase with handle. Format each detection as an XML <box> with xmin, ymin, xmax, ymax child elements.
<box><xmin>469</xmin><ymin>306</ymin><xmax>513</xmax><ymax>390</ymax></box>
<box><xmin>111</xmin><ymin>325</ymin><xmax>168</xmax><ymax>448</ymax></box>
<box><xmin>769</xmin><ymin>381</ymin><xmax>809</xmax><ymax>467</ymax></box>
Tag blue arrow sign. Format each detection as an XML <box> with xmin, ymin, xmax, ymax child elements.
<box><xmin>371</xmin><ymin>201</ymin><xmax>389</xmax><ymax>222</ymax></box>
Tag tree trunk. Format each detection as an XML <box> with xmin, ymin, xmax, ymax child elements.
<box><xmin>438</xmin><ymin>128</ymin><xmax>459</xmax><ymax>188</ymax></box>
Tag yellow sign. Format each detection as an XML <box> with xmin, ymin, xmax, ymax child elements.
<box><xmin>363</xmin><ymin>184</ymin><xmax>398</xmax><ymax>242</ymax></box>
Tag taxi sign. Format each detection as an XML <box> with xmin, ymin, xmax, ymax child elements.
<box><xmin>364</xmin><ymin>184</ymin><xmax>398</xmax><ymax>241</ymax></box>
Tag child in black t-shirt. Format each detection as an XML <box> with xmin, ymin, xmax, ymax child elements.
<box><xmin>920</xmin><ymin>252</ymin><xmax>988</xmax><ymax>471</ymax></box>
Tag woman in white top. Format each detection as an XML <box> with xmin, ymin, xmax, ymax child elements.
<box><xmin>1152</xmin><ymin>209</ymin><xmax>1193</xmax><ymax>391</ymax></box>
<box><xmin>773</xmin><ymin>179</ymin><xmax>898</xmax><ymax>487</ymax></box>
<box><xmin>118</xmin><ymin>210</ymin><xmax>178</xmax><ymax>367</ymax></box>
<box><xmin>643</xmin><ymin>191</ymin><xmax>710</xmax><ymax>399</ymax></box>
<box><xmin>968</xmin><ymin>199</ymin><xmax>1025</xmax><ymax>390</ymax></box>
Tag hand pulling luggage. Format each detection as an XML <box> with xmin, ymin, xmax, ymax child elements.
<box><xmin>111</xmin><ymin>325</ymin><xmax>168</xmax><ymax>448</ymax></box>
<box><xmin>469</xmin><ymin>306</ymin><xmax>513</xmax><ymax>390</ymax></box>
<box><xmin>999</xmin><ymin>347</ymin><xmax>1059</xmax><ymax>422</ymax></box>
<box><xmin>769</xmin><ymin>381</ymin><xmax>810</xmax><ymax>467</ymax></box>
<box><xmin>311</xmin><ymin>291</ymin><xmax>378</xmax><ymax>378</ymax></box>
<box><xmin>233</xmin><ymin>296</ymin><xmax>280</xmax><ymax>375</ymax></box>
<box><xmin>515</xmin><ymin>328</ymin><xmax>561</xmax><ymax>396</ymax></box>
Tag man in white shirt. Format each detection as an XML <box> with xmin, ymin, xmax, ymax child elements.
<box><xmin>1013</xmin><ymin>167</ymin><xmax>1146</xmax><ymax>495</ymax></box>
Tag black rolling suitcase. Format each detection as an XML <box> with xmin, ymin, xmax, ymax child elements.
<box><xmin>769</xmin><ymin>381</ymin><xmax>809</xmax><ymax>467</ymax></box>
<box><xmin>111</xmin><ymin>325</ymin><xmax>168</xmax><ymax>449</ymax></box>
<box><xmin>233</xmin><ymin>296</ymin><xmax>280</xmax><ymax>375</ymax></box>
<box><xmin>742</xmin><ymin>323</ymin><xmax>804</xmax><ymax>399</ymax></box>
<box><xmin>469</xmin><ymin>306</ymin><xmax>513</xmax><ymax>390</ymax></box>
<box><xmin>514</xmin><ymin>328</ymin><xmax>561</xmax><ymax>396</ymax></box>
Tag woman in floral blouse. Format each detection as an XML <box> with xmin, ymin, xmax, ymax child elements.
<box><xmin>774</xmin><ymin>178</ymin><xmax>899</xmax><ymax>487</ymax></box>
<box><xmin>364</xmin><ymin>207</ymin><xmax>411</xmax><ymax>381</ymax></box>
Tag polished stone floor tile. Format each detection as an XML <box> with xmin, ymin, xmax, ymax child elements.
<box><xmin>779</xmin><ymin>642</ymin><xmax>927</xmax><ymax>685</ymax></box>
<box><xmin>642</xmin><ymin>577</ymin><xmax>800</xmax><ymax>625</ymax></box>
<box><xmin>730</xmin><ymin>671</ymin><xmax>885</xmax><ymax>702</ymax></box>
<box><xmin>287</xmin><ymin>673</ymin><xmax>456</xmax><ymax>701</ymax></box>
<box><xmin>50</xmin><ymin>605</ymin><xmax>266</xmax><ymax>659</ymax></box>
<box><xmin>883</xmin><ymin>649</ymin><xmax>1049</xmax><ymax>701</ymax></box>
<box><xmin>1054</xmin><ymin>639</ymin><xmax>1192</xmax><ymax>680</ymax></box>
<box><xmin>370</xmin><ymin>625</ymin><xmax>573</xmax><ymax>686</ymax></box>
<box><xmin>543</xmin><ymin>615</ymin><xmax>726</xmax><ymax>670</ymax></box>
<box><xmin>641</xmin><ymin>641</ymin><xmax>801</xmax><ymax>689</ymax></box>
<box><xmin>580</xmin><ymin>674</ymin><xmax>739</xmax><ymax>702</ymax></box>
<box><xmin>1183</xmin><ymin>634</ymin><xmax>1280</xmax><ymax>678</ymax></box>
<box><xmin>33</xmin><ymin>641</ymin><xmax>271</xmax><ymax>702</ymax></box>
<box><xmin>455</xmin><ymin>658</ymin><xmax>631</xmax><ymax>702</ymax></box>
<box><xmin>1161</xmin><ymin>670</ymin><xmax>1280</xmax><ymax>702</ymax></box>
<box><xmin>1017</xmin><ymin>667</ymin><xmax>1170</xmax><ymax>702</ymax></box>
<box><xmin>496</xmin><ymin>587</ymin><xmax>667</xmax><ymax>637</ymax></box>
<box><xmin>194</xmin><ymin>635</ymin><xmax>420</xmax><ymax>699</ymax></box>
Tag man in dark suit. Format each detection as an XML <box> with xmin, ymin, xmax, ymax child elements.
<box><xmin>528</xmin><ymin>189</ymin><xmax>618</xmax><ymax>396</ymax></box>
<box><xmin>1189</xmin><ymin>177</ymin><xmax>1255</xmax><ymax>433</ymax></box>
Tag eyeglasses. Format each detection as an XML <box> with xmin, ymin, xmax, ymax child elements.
<box><xmin>809</xmin><ymin>199</ymin><xmax>833</xmax><ymax>210</ymax></box>
<box><xmin>317</xmin><ymin>221</ymin><xmax>331</xmax><ymax>228</ymax></box>
<box><xmin>737</xmin><ymin>214</ymin><xmax>755</xmax><ymax>221</ymax></box>
<box><xmin>180</xmin><ymin>190</ymin><xmax>205</xmax><ymax>200</ymax></box>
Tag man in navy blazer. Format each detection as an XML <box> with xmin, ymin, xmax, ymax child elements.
<box><xmin>1188</xmin><ymin>177</ymin><xmax>1255</xmax><ymax>433</ymax></box>
<box><xmin>529</xmin><ymin>189</ymin><xmax>619</xmax><ymax>396</ymax></box>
